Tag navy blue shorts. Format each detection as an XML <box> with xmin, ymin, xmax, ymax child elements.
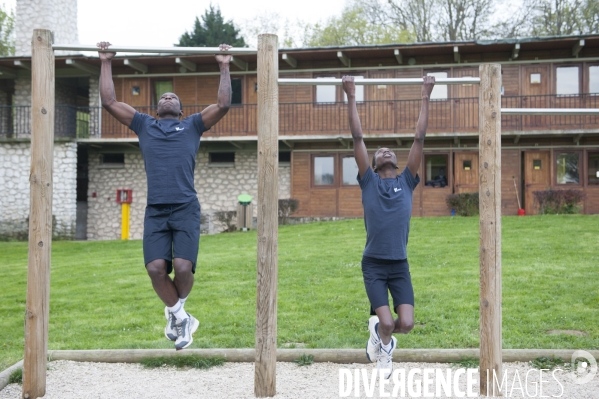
<box><xmin>361</xmin><ymin>255</ymin><xmax>414</xmax><ymax>315</ymax></box>
<box><xmin>143</xmin><ymin>200</ymin><xmax>201</xmax><ymax>274</ymax></box>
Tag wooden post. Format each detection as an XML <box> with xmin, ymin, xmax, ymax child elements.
<box><xmin>478</xmin><ymin>63</ymin><xmax>502</xmax><ymax>397</ymax></box>
<box><xmin>23</xmin><ymin>29</ymin><xmax>54</xmax><ymax>399</ymax></box>
<box><xmin>255</xmin><ymin>33</ymin><xmax>278</xmax><ymax>398</ymax></box>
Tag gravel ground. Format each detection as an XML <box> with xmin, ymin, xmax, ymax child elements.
<box><xmin>1</xmin><ymin>360</ymin><xmax>597</xmax><ymax>398</ymax></box>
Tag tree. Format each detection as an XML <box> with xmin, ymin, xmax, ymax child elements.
<box><xmin>177</xmin><ymin>5</ymin><xmax>246</xmax><ymax>47</ymax></box>
<box><xmin>0</xmin><ymin>5</ymin><xmax>14</xmax><ymax>56</ymax></box>
<box><xmin>300</xmin><ymin>0</ymin><xmax>413</xmax><ymax>47</ymax></box>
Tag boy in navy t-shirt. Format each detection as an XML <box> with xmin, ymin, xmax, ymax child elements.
<box><xmin>98</xmin><ymin>41</ymin><xmax>233</xmax><ymax>350</ymax></box>
<box><xmin>342</xmin><ymin>75</ymin><xmax>435</xmax><ymax>378</ymax></box>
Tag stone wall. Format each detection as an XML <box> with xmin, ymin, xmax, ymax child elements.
<box><xmin>15</xmin><ymin>0</ymin><xmax>78</xmax><ymax>56</ymax></box>
<box><xmin>0</xmin><ymin>141</ymin><xmax>78</xmax><ymax>240</ymax></box>
<box><xmin>86</xmin><ymin>148</ymin><xmax>291</xmax><ymax>240</ymax></box>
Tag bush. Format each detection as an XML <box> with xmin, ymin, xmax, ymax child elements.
<box><xmin>446</xmin><ymin>192</ymin><xmax>479</xmax><ymax>216</ymax></box>
<box><xmin>533</xmin><ymin>189</ymin><xmax>584</xmax><ymax>214</ymax></box>
<box><xmin>278</xmin><ymin>199</ymin><xmax>299</xmax><ymax>225</ymax></box>
<box><xmin>214</xmin><ymin>210</ymin><xmax>237</xmax><ymax>232</ymax></box>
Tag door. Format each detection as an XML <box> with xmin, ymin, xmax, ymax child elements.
<box><xmin>524</xmin><ymin>151</ymin><xmax>551</xmax><ymax>215</ymax></box>
<box><xmin>521</xmin><ymin>65</ymin><xmax>550</xmax><ymax>129</ymax></box>
<box><xmin>453</xmin><ymin>152</ymin><xmax>479</xmax><ymax>193</ymax></box>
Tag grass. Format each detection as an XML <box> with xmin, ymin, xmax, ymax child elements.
<box><xmin>293</xmin><ymin>354</ymin><xmax>314</xmax><ymax>366</ymax></box>
<box><xmin>9</xmin><ymin>368</ymin><xmax>22</xmax><ymax>384</ymax></box>
<box><xmin>140</xmin><ymin>355</ymin><xmax>225</xmax><ymax>369</ymax></box>
<box><xmin>451</xmin><ymin>358</ymin><xmax>479</xmax><ymax>369</ymax></box>
<box><xmin>1</xmin><ymin>215</ymin><xmax>598</xmax><ymax>371</ymax></box>
<box><xmin>530</xmin><ymin>356</ymin><xmax>569</xmax><ymax>370</ymax></box>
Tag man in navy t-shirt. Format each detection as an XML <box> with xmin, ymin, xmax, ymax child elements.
<box><xmin>98</xmin><ymin>41</ymin><xmax>233</xmax><ymax>350</ymax></box>
<box><xmin>342</xmin><ymin>75</ymin><xmax>435</xmax><ymax>378</ymax></box>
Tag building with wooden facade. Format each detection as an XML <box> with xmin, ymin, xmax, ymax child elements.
<box><xmin>1</xmin><ymin>34</ymin><xmax>598</xmax><ymax>239</ymax></box>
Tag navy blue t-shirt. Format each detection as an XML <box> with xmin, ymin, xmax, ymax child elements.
<box><xmin>129</xmin><ymin>112</ymin><xmax>208</xmax><ymax>205</ymax></box>
<box><xmin>358</xmin><ymin>166</ymin><xmax>420</xmax><ymax>260</ymax></box>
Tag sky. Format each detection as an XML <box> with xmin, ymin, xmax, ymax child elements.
<box><xmin>4</xmin><ymin>0</ymin><xmax>348</xmax><ymax>47</ymax></box>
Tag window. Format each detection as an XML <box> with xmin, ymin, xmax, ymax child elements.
<box><xmin>99</xmin><ymin>153</ymin><xmax>124</xmax><ymax>168</ymax></box>
<box><xmin>209</xmin><ymin>152</ymin><xmax>235</xmax><ymax>165</ymax></box>
<box><xmin>556</xmin><ymin>66</ymin><xmax>579</xmax><ymax>96</ymax></box>
<box><xmin>279</xmin><ymin>152</ymin><xmax>291</xmax><ymax>164</ymax></box>
<box><xmin>343</xmin><ymin>76</ymin><xmax>364</xmax><ymax>103</ymax></box>
<box><xmin>314</xmin><ymin>156</ymin><xmax>335</xmax><ymax>185</ymax></box>
<box><xmin>316</xmin><ymin>77</ymin><xmax>336</xmax><ymax>103</ymax></box>
<box><xmin>533</xmin><ymin>159</ymin><xmax>542</xmax><ymax>170</ymax></box>
<box><xmin>424</xmin><ymin>155</ymin><xmax>448</xmax><ymax>187</ymax></box>
<box><xmin>589</xmin><ymin>66</ymin><xmax>599</xmax><ymax>94</ymax></box>
<box><xmin>153</xmin><ymin>81</ymin><xmax>173</xmax><ymax>105</ymax></box>
<box><xmin>588</xmin><ymin>153</ymin><xmax>599</xmax><ymax>185</ymax></box>
<box><xmin>463</xmin><ymin>160</ymin><xmax>472</xmax><ymax>170</ymax></box>
<box><xmin>231</xmin><ymin>78</ymin><xmax>242</xmax><ymax>104</ymax></box>
<box><xmin>342</xmin><ymin>157</ymin><xmax>359</xmax><ymax>185</ymax></box>
<box><xmin>427</xmin><ymin>71</ymin><xmax>448</xmax><ymax>100</ymax></box>
<box><xmin>530</xmin><ymin>73</ymin><xmax>541</xmax><ymax>84</ymax></box>
<box><xmin>556</xmin><ymin>152</ymin><xmax>579</xmax><ymax>184</ymax></box>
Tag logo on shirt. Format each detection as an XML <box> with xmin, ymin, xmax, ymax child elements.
<box><xmin>175</xmin><ymin>127</ymin><xmax>185</xmax><ymax>131</ymax></box>
<box><xmin>394</xmin><ymin>187</ymin><xmax>402</xmax><ymax>192</ymax></box>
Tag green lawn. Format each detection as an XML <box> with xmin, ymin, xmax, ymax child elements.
<box><xmin>1</xmin><ymin>215</ymin><xmax>598</xmax><ymax>370</ymax></box>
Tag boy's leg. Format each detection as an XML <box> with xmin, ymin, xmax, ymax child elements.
<box><xmin>373</xmin><ymin>305</ymin><xmax>396</xmax><ymax>345</ymax></box>
<box><xmin>146</xmin><ymin>259</ymin><xmax>179</xmax><ymax>307</ymax></box>
<box><xmin>172</xmin><ymin>258</ymin><xmax>194</xmax><ymax>299</ymax></box>
<box><xmin>393</xmin><ymin>304</ymin><xmax>414</xmax><ymax>334</ymax></box>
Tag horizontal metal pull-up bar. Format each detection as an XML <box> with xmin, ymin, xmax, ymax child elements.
<box><xmin>52</xmin><ymin>44</ymin><xmax>258</xmax><ymax>55</ymax></box>
<box><xmin>278</xmin><ymin>77</ymin><xmax>481</xmax><ymax>86</ymax></box>
<box><xmin>502</xmin><ymin>108</ymin><xmax>599</xmax><ymax>115</ymax></box>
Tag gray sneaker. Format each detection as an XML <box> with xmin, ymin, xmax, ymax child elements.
<box><xmin>174</xmin><ymin>313</ymin><xmax>200</xmax><ymax>350</ymax></box>
<box><xmin>377</xmin><ymin>336</ymin><xmax>397</xmax><ymax>380</ymax></box>
<box><xmin>164</xmin><ymin>307</ymin><xmax>177</xmax><ymax>341</ymax></box>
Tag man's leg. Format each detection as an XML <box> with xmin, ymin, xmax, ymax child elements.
<box><xmin>145</xmin><ymin>259</ymin><xmax>179</xmax><ymax>307</ymax></box>
<box><xmin>172</xmin><ymin>258</ymin><xmax>194</xmax><ymax>299</ymax></box>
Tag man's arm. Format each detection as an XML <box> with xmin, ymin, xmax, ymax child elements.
<box><xmin>201</xmin><ymin>44</ymin><xmax>232</xmax><ymax>129</ymax></box>
<box><xmin>342</xmin><ymin>76</ymin><xmax>370</xmax><ymax>178</ymax></box>
<box><xmin>97</xmin><ymin>42</ymin><xmax>136</xmax><ymax>127</ymax></box>
<box><xmin>406</xmin><ymin>76</ymin><xmax>435</xmax><ymax>178</ymax></box>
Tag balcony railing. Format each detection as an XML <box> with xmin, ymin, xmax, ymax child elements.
<box><xmin>1</xmin><ymin>94</ymin><xmax>598</xmax><ymax>140</ymax></box>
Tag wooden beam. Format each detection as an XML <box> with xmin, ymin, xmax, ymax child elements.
<box><xmin>479</xmin><ymin>63</ymin><xmax>502</xmax><ymax>397</ymax></box>
<box><xmin>394</xmin><ymin>49</ymin><xmax>403</xmax><ymax>65</ymax></box>
<box><xmin>123</xmin><ymin>59</ymin><xmax>148</xmax><ymax>74</ymax></box>
<box><xmin>454</xmin><ymin>46</ymin><xmax>460</xmax><ymax>63</ymax></box>
<box><xmin>512</xmin><ymin>43</ymin><xmax>520</xmax><ymax>60</ymax></box>
<box><xmin>454</xmin><ymin>137</ymin><xmax>460</xmax><ymax>146</ymax></box>
<box><xmin>65</xmin><ymin>59</ymin><xmax>100</xmax><ymax>75</ymax></box>
<box><xmin>573</xmin><ymin>133</ymin><xmax>583</xmax><ymax>144</ymax></box>
<box><xmin>175</xmin><ymin>57</ymin><xmax>196</xmax><ymax>72</ymax></box>
<box><xmin>42</xmin><ymin>348</ymin><xmax>599</xmax><ymax>365</ymax></box>
<box><xmin>337</xmin><ymin>51</ymin><xmax>350</xmax><ymax>67</ymax></box>
<box><xmin>229</xmin><ymin>140</ymin><xmax>243</xmax><ymax>149</ymax></box>
<box><xmin>395</xmin><ymin>138</ymin><xmax>402</xmax><ymax>146</ymax></box>
<box><xmin>24</xmin><ymin>28</ymin><xmax>55</xmax><ymax>399</ymax></box>
<box><xmin>54</xmin><ymin>44</ymin><xmax>258</xmax><ymax>55</ymax></box>
<box><xmin>14</xmin><ymin>60</ymin><xmax>31</xmax><ymax>70</ymax></box>
<box><xmin>572</xmin><ymin>39</ymin><xmax>585</xmax><ymax>57</ymax></box>
<box><xmin>282</xmin><ymin>53</ymin><xmax>297</xmax><ymax>68</ymax></box>
<box><xmin>281</xmin><ymin>139</ymin><xmax>293</xmax><ymax>149</ymax></box>
<box><xmin>231</xmin><ymin>56</ymin><xmax>248</xmax><ymax>71</ymax></box>
<box><xmin>513</xmin><ymin>134</ymin><xmax>520</xmax><ymax>144</ymax></box>
<box><xmin>255</xmin><ymin>33</ymin><xmax>278</xmax><ymax>398</ymax></box>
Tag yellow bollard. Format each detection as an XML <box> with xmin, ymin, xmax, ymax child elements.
<box><xmin>121</xmin><ymin>202</ymin><xmax>130</xmax><ymax>240</ymax></box>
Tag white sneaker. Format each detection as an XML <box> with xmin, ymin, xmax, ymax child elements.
<box><xmin>377</xmin><ymin>336</ymin><xmax>397</xmax><ymax>379</ymax></box>
<box><xmin>164</xmin><ymin>307</ymin><xmax>177</xmax><ymax>341</ymax></box>
<box><xmin>366</xmin><ymin>316</ymin><xmax>381</xmax><ymax>362</ymax></box>
<box><xmin>174</xmin><ymin>313</ymin><xmax>200</xmax><ymax>350</ymax></box>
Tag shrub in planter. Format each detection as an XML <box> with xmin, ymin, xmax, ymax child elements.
<box><xmin>278</xmin><ymin>199</ymin><xmax>299</xmax><ymax>225</ymax></box>
<box><xmin>446</xmin><ymin>192</ymin><xmax>479</xmax><ymax>216</ymax></box>
<box><xmin>533</xmin><ymin>189</ymin><xmax>584</xmax><ymax>214</ymax></box>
